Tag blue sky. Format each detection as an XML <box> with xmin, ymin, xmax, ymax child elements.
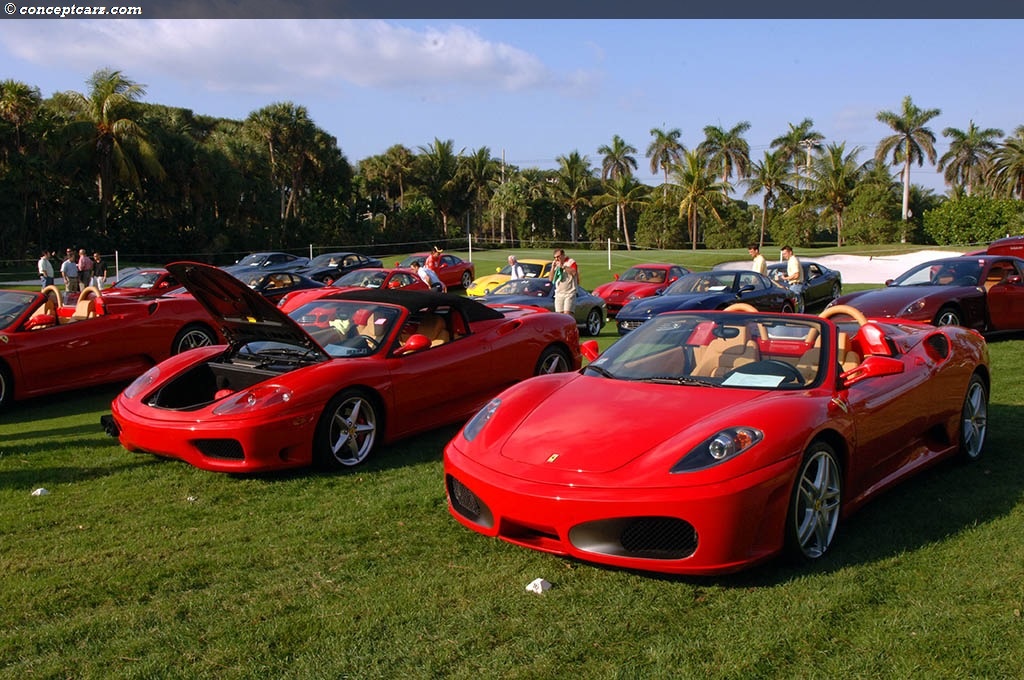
<box><xmin>2</xmin><ymin>19</ymin><xmax>1022</xmax><ymax>194</ymax></box>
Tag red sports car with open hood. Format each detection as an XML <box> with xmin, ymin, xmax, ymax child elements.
<box><xmin>444</xmin><ymin>303</ymin><xmax>989</xmax><ymax>575</ymax></box>
<box><xmin>592</xmin><ymin>263</ymin><xmax>690</xmax><ymax>317</ymax></box>
<box><xmin>0</xmin><ymin>285</ymin><xmax>219</xmax><ymax>409</ymax></box>
<box><xmin>103</xmin><ymin>262</ymin><xmax>582</xmax><ymax>473</ymax></box>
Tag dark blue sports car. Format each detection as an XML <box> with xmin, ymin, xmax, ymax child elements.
<box><xmin>616</xmin><ymin>270</ymin><xmax>799</xmax><ymax>334</ymax></box>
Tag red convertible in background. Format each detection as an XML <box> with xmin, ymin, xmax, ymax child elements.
<box><xmin>0</xmin><ymin>285</ymin><xmax>219</xmax><ymax>409</ymax></box>
<box><xmin>103</xmin><ymin>262</ymin><xmax>581</xmax><ymax>473</ymax></box>
<box><xmin>444</xmin><ymin>304</ymin><xmax>989</xmax><ymax>575</ymax></box>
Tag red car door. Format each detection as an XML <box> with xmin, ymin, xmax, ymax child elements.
<box><xmin>982</xmin><ymin>259</ymin><xmax>1024</xmax><ymax>331</ymax></box>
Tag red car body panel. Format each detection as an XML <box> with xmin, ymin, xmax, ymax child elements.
<box><xmin>0</xmin><ymin>287</ymin><xmax>220</xmax><ymax>406</ymax></box>
<box><xmin>444</xmin><ymin>310</ymin><xmax>989</xmax><ymax>575</ymax></box>
<box><xmin>592</xmin><ymin>263</ymin><xmax>690</xmax><ymax>316</ymax></box>
<box><xmin>105</xmin><ymin>262</ymin><xmax>581</xmax><ymax>473</ymax></box>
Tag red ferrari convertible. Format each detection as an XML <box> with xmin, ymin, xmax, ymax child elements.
<box><xmin>0</xmin><ymin>285</ymin><xmax>219</xmax><ymax>409</ymax></box>
<box><xmin>103</xmin><ymin>262</ymin><xmax>582</xmax><ymax>473</ymax></box>
<box><xmin>592</xmin><ymin>263</ymin><xmax>690</xmax><ymax>317</ymax></box>
<box><xmin>444</xmin><ymin>304</ymin><xmax>990</xmax><ymax>575</ymax></box>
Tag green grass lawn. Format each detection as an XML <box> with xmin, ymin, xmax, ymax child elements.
<box><xmin>3</xmin><ymin>251</ymin><xmax>1023</xmax><ymax>678</ymax></box>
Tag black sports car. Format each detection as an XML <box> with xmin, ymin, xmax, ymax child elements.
<box><xmin>299</xmin><ymin>251</ymin><xmax>384</xmax><ymax>284</ymax></box>
<box><xmin>767</xmin><ymin>260</ymin><xmax>843</xmax><ymax>310</ymax></box>
<box><xmin>616</xmin><ymin>270</ymin><xmax>799</xmax><ymax>334</ymax></box>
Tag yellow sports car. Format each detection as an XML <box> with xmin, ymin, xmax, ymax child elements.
<box><xmin>465</xmin><ymin>259</ymin><xmax>553</xmax><ymax>297</ymax></box>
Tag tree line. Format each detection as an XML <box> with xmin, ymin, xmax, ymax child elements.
<box><xmin>2</xmin><ymin>70</ymin><xmax>1024</xmax><ymax>268</ymax></box>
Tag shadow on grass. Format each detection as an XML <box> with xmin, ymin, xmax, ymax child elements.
<box><xmin>0</xmin><ymin>458</ymin><xmax>160</xmax><ymax>490</ymax></box>
<box><xmin>0</xmin><ymin>385</ymin><xmax>125</xmax><ymax>430</ymax></box>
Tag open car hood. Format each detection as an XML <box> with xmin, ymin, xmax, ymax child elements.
<box><xmin>167</xmin><ymin>261</ymin><xmax>327</xmax><ymax>356</ymax></box>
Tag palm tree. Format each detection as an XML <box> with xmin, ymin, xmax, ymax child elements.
<box><xmin>461</xmin><ymin>147</ymin><xmax>499</xmax><ymax>237</ymax></box>
<box><xmin>0</xmin><ymin>79</ymin><xmax>42</xmax><ymax>161</ymax></box>
<box><xmin>805</xmin><ymin>143</ymin><xmax>865</xmax><ymax>247</ymax></box>
<box><xmin>875</xmin><ymin>95</ymin><xmax>941</xmax><ymax>236</ymax></box>
<box><xmin>246</xmin><ymin>102</ymin><xmax>324</xmax><ymax>223</ymax></box>
<box><xmin>416</xmin><ymin>138</ymin><xmax>467</xmax><ymax>236</ymax></box>
<box><xmin>383</xmin><ymin>144</ymin><xmax>414</xmax><ymax>209</ymax></box>
<box><xmin>598</xmin><ymin>135</ymin><xmax>638</xmax><ymax>247</ymax></box>
<box><xmin>770</xmin><ymin>118</ymin><xmax>824</xmax><ymax>176</ymax></box>
<box><xmin>939</xmin><ymin>121</ymin><xmax>1004</xmax><ymax>196</ymax></box>
<box><xmin>646</xmin><ymin>127</ymin><xmax>685</xmax><ymax>196</ymax></box>
<box><xmin>673</xmin><ymin>150</ymin><xmax>729</xmax><ymax>250</ymax></box>
<box><xmin>54</xmin><ymin>68</ymin><xmax>165</xmax><ymax>232</ymax></box>
<box><xmin>698</xmin><ymin>121</ymin><xmax>752</xmax><ymax>183</ymax></box>
<box><xmin>743</xmin><ymin>150</ymin><xmax>795</xmax><ymax>249</ymax></box>
<box><xmin>593</xmin><ymin>175</ymin><xmax>648</xmax><ymax>251</ymax></box>
<box><xmin>989</xmin><ymin>127</ymin><xmax>1024</xmax><ymax>200</ymax></box>
<box><xmin>551</xmin><ymin>151</ymin><xmax>593</xmax><ymax>242</ymax></box>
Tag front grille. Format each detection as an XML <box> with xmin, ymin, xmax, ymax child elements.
<box><xmin>446</xmin><ymin>475</ymin><xmax>494</xmax><ymax>528</ymax></box>
<box><xmin>618</xmin><ymin>319</ymin><xmax>646</xmax><ymax>331</ymax></box>
<box><xmin>194</xmin><ymin>438</ymin><xmax>244</xmax><ymax>460</ymax></box>
<box><xmin>570</xmin><ymin>516</ymin><xmax>697</xmax><ymax>560</ymax></box>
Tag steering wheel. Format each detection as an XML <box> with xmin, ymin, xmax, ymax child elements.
<box><xmin>723</xmin><ymin>302</ymin><xmax>758</xmax><ymax>312</ymax></box>
<box><xmin>819</xmin><ymin>304</ymin><xmax>868</xmax><ymax>326</ymax></box>
<box><xmin>723</xmin><ymin>359</ymin><xmax>805</xmax><ymax>386</ymax></box>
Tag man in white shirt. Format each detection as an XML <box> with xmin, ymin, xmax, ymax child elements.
<box><xmin>748</xmin><ymin>245</ymin><xmax>766</xmax><ymax>276</ymax></box>
<box><xmin>38</xmin><ymin>250</ymin><xmax>54</xmax><ymax>288</ymax></box>
<box><xmin>507</xmin><ymin>255</ymin><xmax>525</xmax><ymax>280</ymax></box>
<box><xmin>411</xmin><ymin>261</ymin><xmax>446</xmax><ymax>292</ymax></box>
<box><xmin>781</xmin><ymin>246</ymin><xmax>805</xmax><ymax>312</ymax></box>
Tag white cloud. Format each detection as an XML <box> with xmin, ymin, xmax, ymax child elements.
<box><xmin>1</xmin><ymin>19</ymin><xmax>559</xmax><ymax>96</ymax></box>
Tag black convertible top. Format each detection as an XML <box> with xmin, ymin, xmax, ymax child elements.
<box><xmin>313</xmin><ymin>289</ymin><xmax>506</xmax><ymax>322</ymax></box>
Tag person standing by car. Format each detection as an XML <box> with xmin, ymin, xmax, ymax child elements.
<box><xmin>77</xmin><ymin>249</ymin><xmax>94</xmax><ymax>289</ymax></box>
<box><xmin>411</xmin><ymin>261</ymin><xmax>446</xmax><ymax>292</ymax></box>
<box><xmin>549</xmin><ymin>248</ymin><xmax>579</xmax><ymax>315</ymax></box>
<box><xmin>37</xmin><ymin>250</ymin><xmax>54</xmax><ymax>289</ymax></box>
<box><xmin>424</xmin><ymin>246</ymin><xmax>443</xmax><ymax>274</ymax></box>
<box><xmin>61</xmin><ymin>249</ymin><xmax>80</xmax><ymax>299</ymax></box>
<box><xmin>781</xmin><ymin>246</ymin><xmax>805</xmax><ymax>312</ymax></box>
<box><xmin>508</xmin><ymin>255</ymin><xmax>525</xmax><ymax>280</ymax></box>
<box><xmin>92</xmin><ymin>251</ymin><xmax>108</xmax><ymax>289</ymax></box>
<box><xmin>748</xmin><ymin>244</ymin><xmax>767</xmax><ymax>276</ymax></box>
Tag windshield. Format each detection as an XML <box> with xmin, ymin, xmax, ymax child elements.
<box><xmin>491</xmin><ymin>277</ymin><xmax>551</xmax><ymax>297</ymax></box>
<box><xmin>397</xmin><ymin>255</ymin><xmax>425</xmax><ymax>268</ymax></box>
<box><xmin>620</xmin><ymin>267</ymin><xmax>667</xmax><ymax>284</ymax></box>
<box><xmin>235</xmin><ymin>254</ymin><xmax>268</xmax><ymax>266</ymax></box>
<box><xmin>332</xmin><ymin>269</ymin><xmax>387</xmax><ymax>288</ymax></box>
<box><xmin>892</xmin><ymin>260</ymin><xmax>984</xmax><ymax>287</ymax></box>
<box><xmin>111</xmin><ymin>271</ymin><xmax>163</xmax><ymax>289</ymax></box>
<box><xmin>664</xmin><ymin>272</ymin><xmax>736</xmax><ymax>295</ymax></box>
<box><xmin>586</xmin><ymin>311</ymin><xmax>827</xmax><ymax>389</ymax></box>
<box><xmin>0</xmin><ymin>290</ymin><xmax>38</xmax><ymax>328</ymax></box>
<box><xmin>285</xmin><ymin>300</ymin><xmax>400</xmax><ymax>357</ymax></box>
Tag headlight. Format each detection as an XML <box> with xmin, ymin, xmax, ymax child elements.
<box><xmin>462</xmin><ymin>398</ymin><xmax>500</xmax><ymax>442</ymax></box>
<box><xmin>671</xmin><ymin>427</ymin><xmax>763</xmax><ymax>473</ymax></box>
<box><xmin>212</xmin><ymin>385</ymin><xmax>293</xmax><ymax>415</ymax></box>
<box><xmin>901</xmin><ymin>299</ymin><xmax>926</xmax><ymax>316</ymax></box>
<box><xmin>123</xmin><ymin>365</ymin><xmax>162</xmax><ymax>399</ymax></box>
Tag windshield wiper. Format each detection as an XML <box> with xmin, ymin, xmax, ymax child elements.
<box><xmin>585</xmin><ymin>364</ymin><xmax>619</xmax><ymax>380</ymax></box>
<box><xmin>642</xmin><ymin>375</ymin><xmax>715</xmax><ymax>386</ymax></box>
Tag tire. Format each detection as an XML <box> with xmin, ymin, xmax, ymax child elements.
<box><xmin>958</xmin><ymin>374</ymin><xmax>988</xmax><ymax>462</ymax></box>
<box><xmin>584</xmin><ymin>308</ymin><xmax>603</xmax><ymax>337</ymax></box>
<box><xmin>314</xmin><ymin>388</ymin><xmax>380</xmax><ymax>468</ymax></box>
<box><xmin>785</xmin><ymin>441</ymin><xmax>842</xmax><ymax>563</ymax></box>
<box><xmin>534</xmin><ymin>346</ymin><xmax>571</xmax><ymax>375</ymax></box>
<box><xmin>934</xmin><ymin>306</ymin><xmax>962</xmax><ymax>327</ymax></box>
<box><xmin>0</xmin><ymin>361</ymin><xmax>12</xmax><ymax>410</ymax></box>
<box><xmin>831</xmin><ymin>282</ymin><xmax>842</xmax><ymax>303</ymax></box>
<box><xmin>461</xmin><ymin>271</ymin><xmax>473</xmax><ymax>289</ymax></box>
<box><xmin>172</xmin><ymin>324</ymin><xmax>217</xmax><ymax>354</ymax></box>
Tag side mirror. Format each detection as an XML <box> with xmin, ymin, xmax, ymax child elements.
<box><xmin>1007</xmin><ymin>275</ymin><xmax>1022</xmax><ymax>285</ymax></box>
<box><xmin>581</xmin><ymin>340</ymin><xmax>600</xmax><ymax>362</ymax></box>
<box><xmin>840</xmin><ymin>355</ymin><xmax>905</xmax><ymax>386</ymax></box>
<box><xmin>737</xmin><ymin>284</ymin><xmax>755</xmax><ymax>296</ymax></box>
<box><xmin>613</xmin><ymin>273</ymin><xmax>620</xmax><ymax>281</ymax></box>
<box><xmin>395</xmin><ymin>333</ymin><xmax>431</xmax><ymax>356</ymax></box>
<box><xmin>884</xmin><ymin>279</ymin><xmax>895</xmax><ymax>286</ymax></box>
<box><xmin>495</xmin><ymin>267</ymin><xmax>502</xmax><ymax>273</ymax></box>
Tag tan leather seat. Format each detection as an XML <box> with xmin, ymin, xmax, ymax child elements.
<box><xmin>797</xmin><ymin>331</ymin><xmax>860</xmax><ymax>381</ymax></box>
<box><xmin>418</xmin><ymin>313</ymin><xmax>450</xmax><ymax>347</ymax></box>
<box><xmin>692</xmin><ymin>326</ymin><xmax>759</xmax><ymax>378</ymax></box>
